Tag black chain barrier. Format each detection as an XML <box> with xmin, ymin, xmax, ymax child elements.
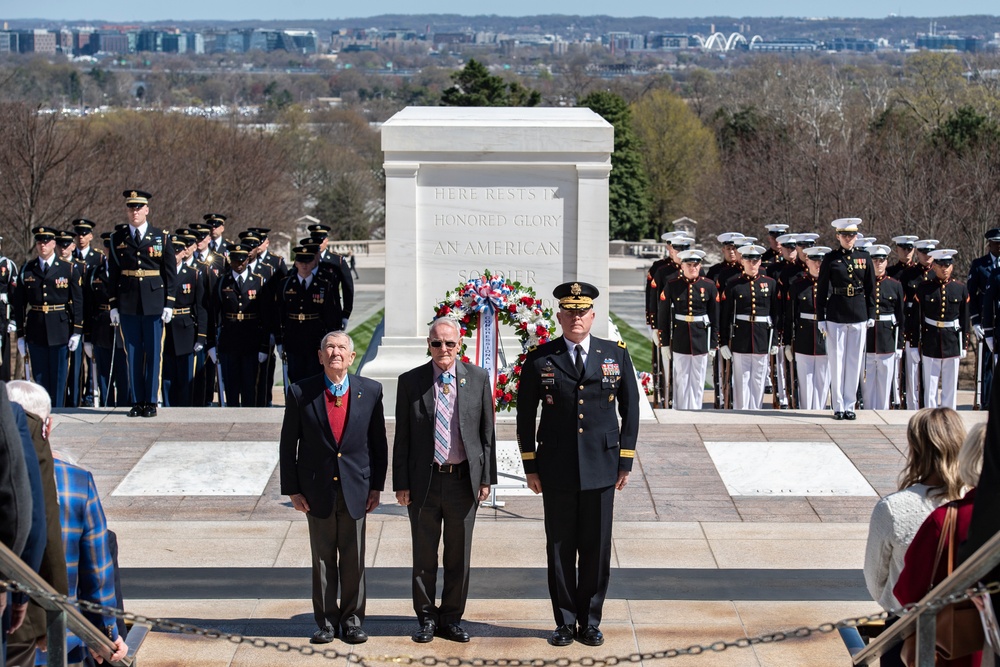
<box><xmin>2</xmin><ymin>579</ymin><xmax>998</xmax><ymax>665</ymax></box>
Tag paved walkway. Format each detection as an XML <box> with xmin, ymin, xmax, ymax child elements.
<box><xmin>47</xmin><ymin>406</ymin><xmax>989</xmax><ymax>666</ymax></box>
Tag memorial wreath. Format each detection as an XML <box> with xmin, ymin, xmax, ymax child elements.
<box><xmin>432</xmin><ymin>270</ymin><xmax>556</xmax><ymax>412</ymax></box>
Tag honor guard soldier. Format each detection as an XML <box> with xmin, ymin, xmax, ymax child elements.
<box><xmin>191</xmin><ymin>223</ymin><xmax>225</xmax><ymax>277</ymax></box>
<box><xmin>766</xmin><ymin>233</ymin><xmax>798</xmax><ymax>280</ymax></box>
<box><xmin>204</xmin><ymin>213</ymin><xmax>231</xmax><ymax>255</ymax></box>
<box><xmin>719</xmin><ymin>244</ymin><xmax>780</xmax><ymax>410</ymax></box>
<box><xmin>648</xmin><ymin>235</ymin><xmax>693</xmax><ymax>329</ymax></box>
<box><xmin>72</xmin><ymin>219</ymin><xmax>103</xmax><ymax>272</ymax></box>
<box><xmin>888</xmin><ymin>236</ymin><xmax>919</xmax><ymax>279</ymax></box>
<box><xmin>240</xmin><ymin>234</ymin><xmax>279</xmax><ymax>406</ymax></box>
<box><xmin>645</xmin><ymin>231</ymin><xmax>683</xmax><ymax>327</ymax></box>
<box><xmin>85</xmin><ymin>233</ymin><xmax>128</xmax><ymax>406</ymax></box>
<box><xmin>900</xmin><ymin>239</ymin><xmax>938</xmax><ymax>409</ymax></box>
<box><xmin>914</xmin><ymin>249</ymin><xmax>969</xmax><ymax>409</ymax></box>
<box><xmin>647</xmin><ymin>233</ymin><xmax>690</xmax><ymax>407</ymax></box>
<box><xmin>209</xmin><ymin>247</ymin><xmax>268</xmax><ymax>407</ymax></box>
<box><xmin>308</xmin><ymin>224</ymin><xmax>354</xmax><ymax>330</ymax></box>
<box><xmin>784</xmin><ymin>246</ymin><xmax>832</xmax><ymax>410</ymax></box>
<box><xmin>517</xmin><ymin>281</ymin><xmax>639</xmax><ymax>648</ymax></box>
<box><xmin>761</xmin><ymin>223</ymin><xmax>789</xmax><ymax>269</ymax></box>
<box><xmin>107</xmin><ymin>190</ymin><xmax>178</xmax><ymax>418</ymax></box>
<box><xmin>0</xmin><ymin>235</ymin><xmax>19</xmax><ymax>381</ymax></box>
<box><xmin>708</xmin><ymin>233</ymin><xmax>750</xmax><ymax>292</ymax></box>
<box><xmin>277</xmin><ymin>246</ymin><xmax>344</xmax><ymax>386</ymax></box>
<box><xmin>188</xmin><ymin>224</ymin><xmax>222</xmax><ymax>405</ymax></box>
<box><xmin>12</xmin><ymin>226</ymin><xmax>84</xmax><ymax>407</ymax></box>
<box><xmin>57</xmin><ymin>230</ymin><xmax>89</xmax><ymax>407</ymax></box>
<box><xmin>816</xmin><ymin>218</ymin><xmax>875</xmax><ymax>420</ymax></box>
<box><xmin>967</xmin><ymin>228</ymin><xmax>1000</xmax><ymax>406</ymax></box>
<box><xmin>161</xmin><ymin>238</ymin><xmax>208</xmax><ymax>407</ymax></box>
<box><xmin>249</xmin><ymin>227</ymin><xmax>287</xmax><ymax>280</ymax></box>
<box><xmin>658</xmin><ymin>250</ymin><xmax>719</xmax><ymax>410</ymax></box>
<box><xmin>862</xmin><ymin>245</ymin><xmax>905</xmax><ymax>411</ymax></box>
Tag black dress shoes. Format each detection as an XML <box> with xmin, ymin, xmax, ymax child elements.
<box><xmin>341</xmin><ymin>626</ymin><xmax>368</xmax><ymax>644</ymax></box>
<box><xmin>310</xmin><ymin>628</ymin><xmax>336</xmax><ymax>644</ymax></box>
<box><xmin>412</xmin><ymin>620</ymin><xmax>436</xmax><ymax>643</ymax></box>
<box><xmin>844</xmin><ymin>411</ymin><xmax>857</xmax><ymax>420</ymax></box>
<box><xmin>128</xmin><ymin>403</ymin><xmax>143</xmax><ymax>417</ymax></box>
<box><xmin>142</xmin><ymin>403</ymin><xmax>157</xmax><ymax>418</ymax></box>
<box><xmin>577</xmin><ymin>625</ymin><xmax>604</xmax><ymax>647</ymax></box>
<box><xmin>833</xmin><ymin>411</ymin><xmax>844</xmax><ymax>420</ymax></box>
<box><xmin>435</xmin><ymin>623</ymin><xmax>470</xmax><ymax>643</ymax></box>
<box><xmin>549</xmin><ymin>625</ymin><xmax>575</xmax><ymax>647</ymax></box>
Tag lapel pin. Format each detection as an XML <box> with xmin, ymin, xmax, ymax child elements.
<box><xmin>460</xmin><ymin>378</ymin><xmax>467</xmax><ymax>387</ymax></box>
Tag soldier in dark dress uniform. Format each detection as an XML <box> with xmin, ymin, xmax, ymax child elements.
<box><xmin>644</xmin><ymin>232</ymin><xmax>682</xmax><ymax>327</ymax></box>
<box><xmin>761</xmin><ymin>223</ymin><xmax>788</xmax><ymax>271</ymax></box>
<box><xmin>719</xmin><ymin>244</ymin><xmax>780</xmax><ymax>410</ymax></box>
<box><xmin>277</xmin><ymin>246</ymin><xmax>344</xmax><ymax>386</ymax></box>
<box><xmin>308</xmin><ymin>224</ymin><xmax>354</xmax><ymax>329</ymax></box>
<box><xmin>204</xmin><ymin>213</ymin><xmax>231</xmax><ymax>256</ymax></box>
<box><xmin>12</xmin><ymin>227</ymin><xmax>84</xmax><ymax>407</ymax></box>
<box><xmin>900</xmin><ymin>239</ymin><xmax>938</xmax><ymax>409</ymax></box>
<box><xmin>888</xmin><ymin>235</ymin><xmax>918</xmax><ymax>279</ymax></box>
<box><xmin>967</xmin><ymin>228</ymin><xmax>1000</xmax><ymax>406</ymax></box>
<box><xmin>517</xmin><ymin>282</ymin><xmax>639</xmax><ymax>649</ymax></box>
<box><xmin>861</xmin><ymin>245</ymin><xmax>905</xmax><ymax>410</ymax></box>
<box><xmin>56</xmin><ymin>230</ymin><xmax>89</xmax><ymax>407</ymax></box>
<box><xmin>707</xmin><ymin>232</ymin><xmax>747</xmax><ymax>291</ymax></box>
<box><xmin>785</xmin><ymin>246</ymin><xmax>831</xmax><ymax>410</ymax></box>
<box><xmin>188</xmin><ymin>224</ymin><xmax>221</xmax><ymax>405</ymax></box>
<box><xmin>914</xmin><ymin>249</ymin><xmax>969</xmax><ymax>409</ymax></box>
<box><xmin>240</xmin><ymin>234</ymin><xmax>279</xmax><ymax>407</ymax></box>
<box><xmin>210</xmin><ymin>247</ymin><xmax>268</xmax><ymax>407</ymax></box>
<box><xmin>107</xmin><ymin>190</ymin><xmax>178</xmax><ymax>417</ymax></box>
<box><xmin>657</xmin><ymin>250</ymin><xmax>718</xmax><ymax>410</ymax></box>
<box><xmin>161</xmin><ymin>238</ymin><xmax>208</xmax><ymax>407</ymax></box>
<box><xmin>816</xmin><ymin>218</ymin><xmax>876</xmax><ymax>420</ymax></box>
<box><xmin>0</xmin><ymin>235</ymin><xmax>19</xmax><ymax>381</ymax></box>
<box><xmin>72</xmin><ymin>219</ymin><xmax>103</xmax><ymax>272</ymax></box>
<box><xmin>85</xmin><ymin>233</ymin><xmax>129</xmax><ymax>406</ymax></box>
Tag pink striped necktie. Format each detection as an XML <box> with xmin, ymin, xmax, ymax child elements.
<box><xmin>434</xmin><ymin>372</ymin><xmax>453</xmax><ymax>464</ymax></box>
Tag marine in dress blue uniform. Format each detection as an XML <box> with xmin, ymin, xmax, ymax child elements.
<box><xmin>914</xmin><ymin>249</ymin><xmax>969</xmax><ymax>410</ymax></box>
<box><xmin>106</xmin><ymin>190</ymin><xmax>178</xmax><ymax>417</ymax></box>
<box><xmin>900</xmin><ymin>239</ymin><xmax>938</xmax><ymax>408</ymax></box>
<box><xmin>517</xmin><ymin>282</ymin><xmax>639</xmax><ymax>648</ymax></box>
<box><xmin>12</xmin><ymin>227</ymin><xmax>84</xmax><ymax>407</ymax></box>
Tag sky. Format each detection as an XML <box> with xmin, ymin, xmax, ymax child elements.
<box><xmin>6</xmin><ymin>0</ymin><xmax>999</xmax><ymax>21</ymax></box>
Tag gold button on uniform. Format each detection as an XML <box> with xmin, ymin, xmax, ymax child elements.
<box><xmin>579</xmin><ymin>414</ymin><xmax>584</xmax><ymax>419</ymax></box>
<box><xmin>578</xmin><ymin>428</ymin><xmax>584</xmax><ymax>433</ymax></box>
<box><xmin>578</xmin><ymin>399</ymin><xmax>584</xmax><ymax>405</ymax></box>
<box><xmin>578</xmin><ymin>385</ymin><xmax>584</xmax><ymax>390</ymax></box>
<box><xmin>337</xmin><ymin>453</ymin><xmax>342</xmax><ymax>458</ymax></box>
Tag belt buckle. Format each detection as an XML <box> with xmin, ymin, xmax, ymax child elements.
<box><xmin>297</xmin><ymin>313</ymin><xmax>306</xmax><ymax>321</ymax></box>
<box><xmin>236</xmin><ymin>313</ymin><xmax>244</xmax><ymax>321</ymax></box>
<box><xmin>847</xmin><ymin>284</ymin><xmax>855</xmax><ymax>297</ymax></box>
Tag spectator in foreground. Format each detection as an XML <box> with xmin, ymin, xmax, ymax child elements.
<box><xmin>863</xmin><ymin>407</ymin><xmax>966</xmax><ymax>667</ymax></box>
<box><xmin>894</xmin><ymin>422</ymin><xmax>986</xmax><ymax>667</ymax></box>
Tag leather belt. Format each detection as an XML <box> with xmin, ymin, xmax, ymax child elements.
<box><xmin>121</xmin><ymin>269</ymin><xmax>159</xmax><ymax>278</ymax></box>
<box><xmin>674</xmin><ymin>314</ymin><xmax>709</xmax><ymax>323</ymax></box>
<box><xmin>225</xmin><ymin>312</ymin><xmax>257</xmax><ymax>321</ymax></box>
<box><xmin>833</xmin><ymin>285</ymin><xmax>864</xmax><ymax>297</ymax></box>
<box><xmin>289</xmin><ymin>313</ymin><xmax>319</xmax><ymax>321</ymax></box>
<box><xmin>799</xmin><ymin>313</ymin><xmax>817</xmax><ymax>320</ymax></box>
<box><xmin>433</xmin><ymin>461</ymin><xmax>469</xmax><ymax>475</ymax></box>
<box><xmin>30</xmin><ymin>304</ymin><xmax>65</xmax><ymax>313</ymax></box>
<box><xmin>172</xmin><ymin>307</ymin><xmax>191</xmax><ymax>315</ymax></box>
<box><xmin>924</xmin><ymin>317</ymin><xmax>959</xmax><ymax>329</ymax></box>
<box><xmin>878</xmin><ymin>314</ymin><xmax>896</xmax><ymax>322</ymax></box>
<box><xmin>736</xmin><ymin>314</ymin><xmax>771</xmax><ymax>324</ymax></box>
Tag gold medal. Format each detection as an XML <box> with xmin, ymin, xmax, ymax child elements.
<box><xmin>335</xmin><ymin>397</ymin><xmax>343</xmax><ymax>407</ymax></box>
<box><xmin>443</xmin><ymin>386</ymin><xmax>450</xmax><ymax>395</ymax></box>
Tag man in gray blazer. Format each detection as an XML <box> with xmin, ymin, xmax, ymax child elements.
<box><xmin>394</xmin><ymin>317</ymin><xmax>497</xmax><ymax>643</ymax></box>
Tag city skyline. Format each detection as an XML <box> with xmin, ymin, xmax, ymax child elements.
<box><xmin>6</xmin><ymin>0</ymin><xmax>1000</xmax><ymax>22</ymax></box>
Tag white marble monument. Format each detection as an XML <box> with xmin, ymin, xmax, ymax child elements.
<box><xmin>361</xmin><ymin>107</ymin><xmax>615</xmax><ymax>408</ymax></box>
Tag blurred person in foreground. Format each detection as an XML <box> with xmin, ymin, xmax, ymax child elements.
<box><xmin>864</xmin><ymin>407</ymin><xmax>966</xmax><ymax>667</ymax></box>
<box><xmin>894</xmin><ymin>422</ymin><xmax>986</xmax><ymax>667</ymax></box>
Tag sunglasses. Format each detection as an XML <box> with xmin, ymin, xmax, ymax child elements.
<box><xmin>429</xmin><ymin>340</ymin><xmax>459</xmax><ymax>349</ymax></box>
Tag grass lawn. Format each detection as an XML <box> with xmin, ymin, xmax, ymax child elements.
<box><xmin>610</xmin><ymin>312</ymin><xmax>653</xmax><ymax>374</ymax></box>
<box><xmin>349</xmin><ymin>308</ymin><xmax>384</xmax><ymax>374</ymax></box>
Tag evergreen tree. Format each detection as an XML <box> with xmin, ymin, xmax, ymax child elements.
<box><xmin>579</xmin><ymin>91</ymin><xmax>651</xmax><ymax>241</ymax></box>
<box><xmin>441</xmin><ymin>59</ymin><xmax>540</xmax><ymax>107</ymax></box>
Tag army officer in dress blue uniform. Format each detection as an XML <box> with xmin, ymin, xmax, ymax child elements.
<box><xmin>517</xmin><ymin>282</ymin><xmax>639</xmax><ymax>649</ymax></box>
<box><xmin>161</xmin><ymin>238</ymin><xmax>208</xmax><ymax>407</ymax></box>
<box><xmin>85</xmin><ymin>233</ymin><xmax>129</xmax><ymax>407</ymax></box>
<box><xmin>12</xmin><ymin>227</ymin><xmax>84</xmax><ymax>407</ymax></box>
<box><xmin>107</xmin><ymin>190</ymin><xmax>178</xmax><ymax>417</ymax></box>
<box><xmin>914</xmin><ymin>249</ymin><xmax>969</xmax><ymax>410</ymax></box>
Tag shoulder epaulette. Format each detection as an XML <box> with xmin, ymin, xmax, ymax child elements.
<box><xmin>617</xmin><ymin>340</ymin><xmax>627</xmax><ymax>349</ymax></box>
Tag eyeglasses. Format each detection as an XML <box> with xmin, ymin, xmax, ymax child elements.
<box><xmin>429</xmin><ymin>340</ymin><xmax>459</xmax><ymax>349</ymax></box>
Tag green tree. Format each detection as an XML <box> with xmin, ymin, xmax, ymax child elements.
<box><xmin>631</xmin><ymin>89</ymin><xmax>718</xmax><ymax>236</ymax></box>
<box><xmin>311</xmin><ymin>173</ymin><xmax>378</xmax><ymax>240</ymax></box>
<box><xmin>441</xmin><ymin>59</ymin><xmax>540</xmax><ymax>107</ymax></box>
<box><xmin>578</xmin><ymin>91</ymin><xmax>651</xmax><ymax>241</ymax></box>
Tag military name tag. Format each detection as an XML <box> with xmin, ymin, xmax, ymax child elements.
<box><xmin>542</xmin><ymin>378</ymin><xmax>555</xmax><ymax>385</ymax></box>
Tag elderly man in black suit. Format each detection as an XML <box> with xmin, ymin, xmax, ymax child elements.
<box><xmin>394</xmin><ymin>317</ymin><xmax>497</xmax><ymax>644</ymax></box>
<box><xmin>279</xmin><ymin>331</ymin><xmax>388</xmax><ymax>645</ymax></box>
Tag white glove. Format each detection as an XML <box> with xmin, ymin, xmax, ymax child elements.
<box><xmin>6</xmin><ymin>321</ymin><xmax>15</xmax><ymax>333</ymax></box>
<box><xmin>720</xmin><ymin>345</ymin><xmax>732</xmax><ymax>360</ymax></box>
<box><xmin>276</xmin><ymin>344</ymin><xmax>284</xmax><ymax>357</ymax></box>
<box><xmin>109</xmin><ymin>308</ymin><xmax>120</xmax><ymax>325</ymax></box>
<box><xmin>0</xmin><ymin>293</ymin><xmax>6</xmax><ymax>304</ymax></box>
<box><xmin>83</xmin><ymin>342</ymin><xmax>94</xmax><ymax>358</ymax></box>
<box><xmin>258</xmin><ymin>352</ymin><xmax>268</xmax><ymax>364</ymax></box>
<box><xmin>17</xmin><ymin>337</ymin><xmax>26</xmax><ymax>357</ymax></box>
<box><xmin>769</xmin><ymin>345</ymin><xmax>779</xmax><ymax>357</ymax></box>
<box><xmin>67</xmin><ymin>334</ymin><xmax>81</xmax><ymax>352</ymax></box>
<box><xmin>988</xmin><ymin>337</ymin><xmax>995</xmax><ymax>353</ymax></box>
<box><xmin>208</xmin><ymin>347</ymin><xmax>217</xmax><ymax>363</ymax></box>
<box><xmin>161</xmin><ymin>307</ymin><xmax>173</xmax><ymax>323</ymax></box>
<box><xmin>973</xmin><ymin>324</ymin><xmax>985</xmax><ymax>340</ymax></box>
<box><xmin>817</xmin><ymin>321</ymin><xmax>828</xmax><ymax>336</ymax></box>
<box><xmin>961</xmin><ymin>348</ymin><xmax>968</xmax><ymax>359</ymax></box>
<box><xmin>341</xmin><ymin>317</ymin><xmax>349</xmax><ymax>330</ymax></box>
<box><xmin>866</xmin><ymin>319</ymin><xmax>875</xmax><ymax>329</ymax></box>
<box><xmin>193</xmin><ymin>342</ymin><xmax>204</xmax><ymax>353</ymax></box>
<box><xmin>709</xmin><ymin>348</ymin><xmax>717</xmax><ymax>359</ymax></box>
<box><xmin>663</xmin><ymin>346</ymin><xmax>671</xmax><ymax>361</ymax></box>
<box><xmin>895</xmin><ymin>349</ymin><xmax>904</xmax><ymax>360</ymax></box>
<box><xmin>785</xmin><ymin>346</ymin><xmax>794</xmax><ymax>362</ymax></box>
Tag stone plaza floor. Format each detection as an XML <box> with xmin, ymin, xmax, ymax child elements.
<box><xmin>46</xmin><ymin>404</ymin><xmax>989</xmax><ymax>667</ymax></box>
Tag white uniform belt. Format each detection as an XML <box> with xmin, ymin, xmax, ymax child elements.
<box><xmin>736</xmin><ymin>314</ymin><xmax>771</xmax><ymax>324</ymax></box>
<box><xmin>878</xmin><ymin>314</ymin><xmax>896</xmax><ymax>322</ymax></box>
<box><xmin>924</xmin><ymin>317</ymin><xmax>959</xmax><ymax>329</ymax></box>
<box><xmin>799</xmin><ymin>313</ymin><xmax>817</xmax><ymax>320</ymax></box>
<box><xmin>675</xmin><ymin>314</ymin><xmax>709</xmax><ymax>323</ymax></box>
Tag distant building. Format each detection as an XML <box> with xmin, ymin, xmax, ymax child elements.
<box><xmin>649</xmin><ymin>33</ymin><xmax>691</xmax><ymax>50</ymax></box>
<box><xmin>0</xmin><ymin>31</ymin><xmax>19</xmax><ymax>53</ymax></box>
<box><xmin>17</xmin><ymin>29</ymin><xmax>57</xmax><ymax>54</ymax></box>
<box><xmin>281</xmin><ymin>30</ymin><xmax>319</xmax><ymax>54</ymax></box>
<box><xmin>94</xmin><ymin>31</ymin><xmax>130</xmax><ymax>54</ymax></box>
<box><xmin>915</xmin><ymin>34</ymin><xmax>981</xmax><ymax>52</ymax></box>
<box><xmin>827</xmin><ymin>37</ymin><xmax>878</xmax><ymax>52</ymax></box>
<box><xmin>606</xmin><ymin>31</ymin><xmax>645</xmax><ymax>52</ymax></box>
<box><xmin>136</xmin><ymin>30</ymin><xmax>163</xmax><ymax>52</ymax></box>
<box><xmin>749</xmin><ymin>38</ymin><xmax>818</xmax><ymax>52</ymax></box>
